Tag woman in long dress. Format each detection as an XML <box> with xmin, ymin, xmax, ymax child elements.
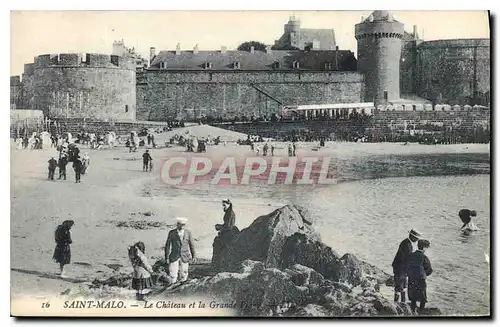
<box><xmin>52</xmin><ymin>220</ymin><xmax>75</xmax><ymax>277</ymax></box>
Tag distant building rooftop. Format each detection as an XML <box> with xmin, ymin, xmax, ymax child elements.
<box><xmin>149</xmin><ymin>49</ymin><xmax>357</xmax><ymax>71</ymax></box>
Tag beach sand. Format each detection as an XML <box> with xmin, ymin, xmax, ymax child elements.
<box><xmin>10</xmin><ymin>136</ymin><xmax>489</xmax><ymax>302</ymax></box>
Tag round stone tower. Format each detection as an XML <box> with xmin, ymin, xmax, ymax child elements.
<box><xmin>285</xmin><ymin>16</ymin><xmax>301</xmax><ymax>49</ymax></box>
<box><xmin>30</xmin><ymin>53</ymin><xmax>136</xmax><ymax>120</ymax></box>
<box><xmin>355</xmin><ymin>10</ymin><xmax>404</xmax><ymax>106</ymax></box>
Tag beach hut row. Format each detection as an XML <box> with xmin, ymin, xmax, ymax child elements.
<box><xmin>376</xmin><ymin>104</ymin><xmax>489</xmax><ymax>112</ymax></box>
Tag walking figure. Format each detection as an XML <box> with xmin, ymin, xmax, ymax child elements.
<box><xmin>48</xmin><ymin>157</ymin><xmax>58</xmax><ymax>180</ymax></box>
<box><xmin>52</xmin><ymin>220</ymin><xmax>74</xmax><ymax>278</ymax></box>
<box><xmin>58</xmin><ymin>152</ymin><xmax>68</xmax><ymax>180</ymax></box>
<box><xmin>73</xmin><ymin>156</ymin><xmax>83</xmax><ymax>183</ymax></box>
<box><xmin>142</xmin><ymin>150</ymin><xmax>153</xmax><ymax>172</ymax></box>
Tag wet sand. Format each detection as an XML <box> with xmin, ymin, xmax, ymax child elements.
<box><xmin>10</xmin><ymin>138</ymin><xmax>489</xmax><ymax>301</ymax></box>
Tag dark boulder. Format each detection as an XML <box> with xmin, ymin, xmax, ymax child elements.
<box><xmin>281</xmin><ymin>232</ymin><xmax>344</xmax><ymax>282</ymax></box>
<box><xmin>214</xmin><ymin>205</ymin><xmax>321</xmax><ymax>272</ymax></box>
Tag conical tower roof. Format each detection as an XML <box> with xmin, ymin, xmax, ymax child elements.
<box><xmin>363</xmin><ymin>10</ymin><xmax>398</xmax><ymax>23</ymax></box>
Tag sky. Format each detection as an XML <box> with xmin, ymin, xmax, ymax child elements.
<box><xmin>10</xmin><ymin>10</ymin><xmax>490</xmax><ymax>76</ymax></box>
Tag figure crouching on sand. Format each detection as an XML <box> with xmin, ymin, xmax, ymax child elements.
<box><xmin>128</xmin><ymin>241</ymin><xmax>154</xmax><ymax>301</ymax></box>
<box><xmin>392</xmin><ymin>229</ymin><xmax>421</xmax><ymax>303</ymax></box>
<box><xmin>165</xmin><ymin>217</ymin><xmax>196</xmax><ymax>285</ymax></box>
<box><xmin>53</xmin><ymin>220</ymin><xmax>74</xmax><ymax>278</ymax></box>
<box><xmin>407</xmin><ymin>239</ymin><xmax>433</xmax><ymax>314</ymax></box>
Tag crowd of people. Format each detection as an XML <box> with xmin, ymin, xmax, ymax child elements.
<box><xmin>48</xmin><ymin>143</ymin><xmax>90</xmax><ymax>183</ymax></box>
<box><xmin>53</xmin><ymin>199</ymin><xmax>239</xmax><ymax>302</ymax></box>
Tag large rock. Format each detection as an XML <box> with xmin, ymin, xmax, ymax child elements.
<box><xmin>165</xmin><ymin>260</ymin><xmax>309</xmax><ymax>316</ymax></box>
<box><xmin>281</xmin><ymin>232</ymin><xmax>344</xmax><ymax>282</ymax></box>
<box><xmin>214</xmin><ymin>205</ymin><xmax>321</xmax><ymax>272</ymax></box>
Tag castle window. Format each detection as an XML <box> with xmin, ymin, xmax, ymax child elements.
<box><xmin>125</xmin><ymin>105</ymin><xmax>129</xmax><ymax>113</ymax></box>
<box><xmin>160</xmin><ymin>62</ymin><xmax>167</xmax><ymax>69</ymax></box>
<box><xmin>233</xmin><ymin>62</ymin><xmax>241</xmax><ymax>69</ymax></box>
<box><xmin>293</xmin><ymin>61</ymin><xmax>300</xmax><ymax>69</ymax></box>
<box><xmin>324</xmin><ymin>62</ymin><xmax>332</xmax><ymax>70</ymax></box>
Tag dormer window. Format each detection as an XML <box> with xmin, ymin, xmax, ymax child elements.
<box><xmin>160</xmin><ymin>62</ymin><xmax>167</xmax><ymax>69</ymax></box>
<box><xmin>293</xmin><ymin>61</ymin><xmax>300</xmax><ymax>69</ymax></box>
<box><xmin>204</xmin><ymin>62</ymin><xmax>213</xmax><ymax>69</ymax></box>
<box><xmin>233</xmin><ymin>62</ymin><xmax>241</xmax><ymax>69</ymax></box>
<box><xmin>324</xmin><ymin>62</ymin><xmax>332</xmax><ymax>70</ymax></box>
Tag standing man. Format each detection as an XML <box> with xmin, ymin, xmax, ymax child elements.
<box><xmin>392</xmin><ymin>229</ymin><xmax>421</xmax><ymax>303</ymax></box>
<box><xmin>73</xmin><ymin>155</ymin><xmax>83</xmax><ymax>183</ymax></box>
<box><xmin>165</xmin><ymin>217</ymin><xmax>196</xmax><ymax>284</ymax></box>
<box><xmin>142</xmin><ymin>150</ymin><xmax>153</xmax><ymax>172</ymax></box>
<box><xmin>58</xmin><ymin>151</ymin><xmax>68</xmax><ymax>180</ymax></box>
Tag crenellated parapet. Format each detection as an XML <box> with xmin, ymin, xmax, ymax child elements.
<box><xmin>32</xmin><ymin>53</ymin><xmax>135</xmax><ymax>71</ymax></box>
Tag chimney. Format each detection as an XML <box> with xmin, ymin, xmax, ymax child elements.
<box><xmin>361</xmin><ymin>16</ymin><xmax>364</xmax><ymax>22</ymax></box>
<box><xmin>250</xmin><ymin>46</ymin><xmax>255</xmax><ymax>53</ymax></box>
<box><xmin>193</xmin><ymin>44</ymin><xmax>199</xmax><ymax>54</ymax></box>
<box><xmin>413</xmin><ymin>25</ymin><xmax>419</xmax><ymax>39</ymax></box>
<box><xmin>221</xmin><ymin>45</ymin><xmax>227</xmax><ymax>54</ymax></box>
<box><xmin>335</xmin><ymin>45</ymin><xmax>339</xmax><ymax>51</ymax></box>
<box><xmin>265</xmin><ymin>45</ymin><xmax>272</xmax><ymax>54</ymax></box>
<box><xmin>175</xmin><ymin>43</ymin><xmax>181</xmax><ymax>55</ymax></box>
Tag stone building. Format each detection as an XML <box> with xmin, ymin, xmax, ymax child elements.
<box><xmin>13</xmin><ymin>53</ymin><xmax>136</xmax><ymax>120</ymax></box>
<box><xmin>139</xmin><ymin>44</ymin><xmax>359</xmax><ymax>121</ymax></box>
<box><xmin>272</xmin><ymin>15</ymin><xmax>337</xmax><ymax>50</ymax></box>
<box><xmin>10</xmin><ymin>10</ymin><xmax>490</xmax><ymax>122</ymax></box>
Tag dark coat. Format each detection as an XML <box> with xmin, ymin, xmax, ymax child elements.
<box><xmin>48</xmin><ymin>159</ymin><xmax>58</xmax><ymax>169</ymax></box>
<box><xmin>407</xmin><ymin>250</ymin><xmax>433</xmax><ymax>281</ymax></box>
<box><xmin>73</xmin><ymin>159</ymin><xmax>83</xmax><ymax>172</ymax></box>
<box><xmin>221</xmin><ymin>209</ymin><xmax>236</xmax><ymax>232</ymax></box>
<box><xmin>142</xmin><ymin>153</ymin><xmax>152</xmax><ymax>162</ymax></box>
<box><xmin>392</xmin><ymin>238</ymin><xmax>413</xmax><ymax>275</ymax></box>
<box><xmin>165</xmin><ymin>228</ymin><xmax>196</xmax><ymax>263</ymax></box>
<box><xmin>53</xmin><ymin>226</ymin><xmax>72</xmax><ymax>265</ymax></box>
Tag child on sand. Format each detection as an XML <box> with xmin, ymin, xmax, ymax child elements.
<box><xmin>48</xmin><ymin>157</ymin><xmax>58</xmax><ymax>180</ymax></box>
<box><xmin>128</xmin><ymin>241</ymin><xmax>154</xmax><ymax>301</ymax></box>
<box><xmin>407</xmin><ymin>239</ymin><xmax>433</xmax><ymax>314</ymax></box>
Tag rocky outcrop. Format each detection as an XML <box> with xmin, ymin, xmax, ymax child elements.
<box><xmin>213</xmin><ymin>205</ymin><xmax>321</xmax><ymax>272</ymax></box>
<box><xmin>214</xmin><ymin>205</ymin><xmax>390</xmax><ymax>287</ymax></box>
<box><xmin>63</xmin><ymin>205</ymin><xmax>441</xmax><ymax>317</ymax></box>
<box><xmin>155</xmin><ymin>259</ymin><xmax>420</xmax><ymax>317</ymax></box>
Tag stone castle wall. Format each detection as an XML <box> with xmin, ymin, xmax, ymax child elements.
<box><xmin>14</xmin><ymin>53</ymin><xmax>137</xmax><ymax>121</ymax></box>
<box><xmin>211</xmin><ymin>109</ymin><xmax>490</xmax><ymax>142</ymax></box>
<box><xmin>136</xmin><ymin>71</ymin><xmax>364</xmax><ymax>121</ymax></box>
<box><xmin>416</xmin><ymin>39</ymin><xmax>490</xmax><ymax>105</ymax></box>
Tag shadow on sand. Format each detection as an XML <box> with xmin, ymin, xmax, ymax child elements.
<box><xmin>11</xmin><ymin>268</ymin><xmax>87</xmax><ymax>283</ymax></box>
